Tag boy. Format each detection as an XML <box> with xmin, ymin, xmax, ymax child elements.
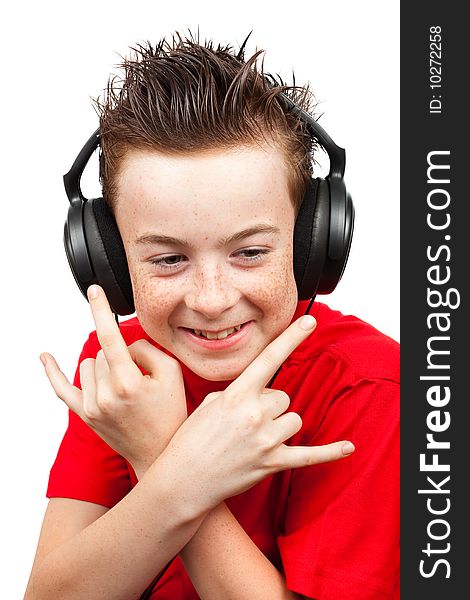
<box><xmin>25</xmin><ymin>33</ymin><xmax>399</xmax><ymax>599</ymax></box>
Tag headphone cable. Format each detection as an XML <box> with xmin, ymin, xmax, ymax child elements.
<box><xmin>267</xmin><ymin>295</ymin><xmax>316</xmax><ymax>388</ymax></box>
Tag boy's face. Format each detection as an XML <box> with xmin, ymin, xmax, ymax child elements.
<box><xmin>114</xmin><ymin>144</ymin><xmax>298</xmax><ymax>381</ymax></box>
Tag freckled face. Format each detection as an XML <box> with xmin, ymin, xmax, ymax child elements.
<box><xmin>114</xmin><ymin>145</ymin><xmax>298</xmax><ymax>381</ymax></box>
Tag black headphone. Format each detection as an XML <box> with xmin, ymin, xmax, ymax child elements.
<box><xmin>63</xmin><ymin>93</ymin><xmax>354</xmax><ymax>316</ymax></box>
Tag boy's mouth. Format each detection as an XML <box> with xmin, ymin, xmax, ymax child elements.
<box><xmin>181</xmin><ymin>321</ymin><xmax>251</xmax><ymax>342</ymax></box>
<box><xmin>189</xmin><ymin>324</ymin><xmax>243</xmax><ymax>340</ymax></box>
<box><xmin>181</xmin><ymin>321</ymin><xmax>253</xmax><ymax>349</ymax></box>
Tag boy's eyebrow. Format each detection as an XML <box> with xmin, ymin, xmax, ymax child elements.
<box><xmin>134</xmin><ymin>224</ymin><xmax>281</xmax><ymax>249</ymax></box>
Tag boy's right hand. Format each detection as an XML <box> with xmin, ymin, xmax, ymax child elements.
<box><xmin>157</xmin><ymin>315</ymin><xmax>355</xmax><ymax>514</ymax></box>
<box><xmin>40</xmin><ymin>284</ymin><xmax>187</xmax><ymax>477</ymax></box>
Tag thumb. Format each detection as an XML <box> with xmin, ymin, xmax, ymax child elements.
<box><xmin>127</xmin><ymin>339</ymin><xmax>182</xmax><ymax>378</ymax></box>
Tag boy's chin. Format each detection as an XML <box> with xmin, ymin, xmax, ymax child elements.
<box><xmin>183</xmin><ymin>356</ymin><xmax>249</xmax><ymax>382</ymax></box>
<box><xmin>188</xmin><ymin>363</ymin><xmax>243</xmax><ymax>382</ymax></box>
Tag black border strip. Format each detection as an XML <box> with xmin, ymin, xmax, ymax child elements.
<box><xmin>401</xmin><ymin>2</ymin><xmax>467</xmax><ymax>597</ymax></box>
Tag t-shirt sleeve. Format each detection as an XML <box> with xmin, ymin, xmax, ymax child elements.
<box><xmin>46</xmin><ymin>332</ymin><xmax>133</xmax><ymax>508</ymax></box>
<box><xmin>277</xmin><ymin>376</ymin><xmax>400</xmax><ymax>600</ymax></box>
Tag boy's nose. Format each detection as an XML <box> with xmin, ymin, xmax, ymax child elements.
<box><xmin>184</xmin><ymin>264</ymin><xmax>241</xmax><ymax>319</ymax></box>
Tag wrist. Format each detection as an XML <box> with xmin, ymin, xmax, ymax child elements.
<box><xmin>128</xmin><ymin>452</ymin><xmax>160</xmax><ymax>481</ymax></box>
<box><xmin>149</xmin><ymin>447</ymin><xmax>218</xmax><ymax>520</ymax></box>
<box><xmin>145</xmin><ymin>453</ymin><xmax>214</xmax><ymax>524</ymax></box>
<box><xmin>129</xmin><ymin>440</ymin><xmax>174</xmax><ymax>480</ymax></box>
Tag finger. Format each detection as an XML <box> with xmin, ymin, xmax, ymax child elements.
<box><xmin>270</xmin><ymin>411</ymin><xmax>303</xmax><ymax>444</ymax></box>
<box><xmin>229</xmin><ymin>315</ymin><xmax>316</xmax><ymax>394</ymax></box>
<box><xmin>40</xmin><ymin>353</ymin><xmax>83</xmax><ymax>415</ymax></box>
<box><xmin>127</xmin><ymin>339</ymin><xmax>182</xmax><ymax>378</ymax></box>
<box><xmin>87</xmin><ymin>285</ymin><xmax>138</xmax><ymax>377</ymax></box>
<box><xmin>95</xmin><ymin>349</ymin><xmax>110</xmax><ymax>382</ymax></box>
<box><xmin>79</xmin><ymin>358</ymin><xmax>99</xmax><ymax>418</ymax></box>
<box><xmin>275</xmin><ymin>440</ymin><xmax>355</xmax><ymax>471</ymax></box>
<box><xmin>261</xmin><ymin>388</ymin><xmax>291</xmax><ymax>419</ymax></box>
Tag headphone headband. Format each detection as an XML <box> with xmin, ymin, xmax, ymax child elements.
<box><xmin>63</xmin><ymin>129</ymin><xmax>100</xmax><ymax>207</ymax></box>
<box><xmin>63</xmin><ymin>93</ymin><xmax>346</xmax><ymax>205</ymax></box>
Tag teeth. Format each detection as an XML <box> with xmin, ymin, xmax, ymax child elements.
<box><xmin>192</xmin><ymin>324</ymin><xmax>243</xmax><ymax>339</ymax></box>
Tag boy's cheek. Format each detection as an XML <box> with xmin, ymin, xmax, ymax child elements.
<box><xmin>130</xmin><ymin>275</ymin><xmax>175</xmax><ymax>336</ymax></box>
<box><xmin>260</xmin><ymin>258</ymin><xmax>297</xmax><ymax>305</ymax></box>
<box><xmin>129</xmin><ymin>264</ymin><xmax>175</xmax><ymax>310</ymax></box>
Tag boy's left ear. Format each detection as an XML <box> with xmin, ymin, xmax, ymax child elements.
<box><xmin>278</xmin><ymin>91</ymin><xmax>354</xmax><ymax>299</ymax></box>
<box><xmin>293</xmin><ymin>178</ymin><xmax>329</xmax><ymax>300</ymax></box>
<box><xmin>293</xmin><ymin>177</ymin><xmax>354</xmax><ymax>300</ymax></box>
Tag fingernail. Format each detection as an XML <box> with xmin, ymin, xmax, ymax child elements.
<box><xmin>341</xmin><ymin>442</ymin><xmax>355</xmax><ymax>456</ymax></box>
<box><xmin>88</xmin><ymin>285</ymin><xmax>99</xmax><ymax>300</ymax></box>
<box><xmin>39</xmin><ymin>353</ymin><xmax>47</xmax><ymax>366</ymax></box>
<box><xmin>299</xmin><ymin>315</ymin><xmax>316</xmax><ymax>331</ymax></box>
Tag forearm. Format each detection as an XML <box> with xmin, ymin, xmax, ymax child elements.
<box><xmin>25</xmin><ymin>461</ymin><xmax>207</xmax><ymax>600</ymax></box>
<box><xmin>179</xmin><ymin>503</ymin><xmax>300</xmax><ymax>600</ymax></box>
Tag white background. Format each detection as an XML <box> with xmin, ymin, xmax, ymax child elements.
<box><xmin>0</xmin><ymin>1</ymin><xmax>399</xmax><ymax>596</ymax></box>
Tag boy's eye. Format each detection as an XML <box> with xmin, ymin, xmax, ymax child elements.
<box><xmin>149</xmin><ymin>254</ymin><xmax>187</xmax><ymax>270</ymax></box>
<box><xmin>233</xmin><ymin>248</ymin><xmax>270</xmax><ymax>262</ymax></box>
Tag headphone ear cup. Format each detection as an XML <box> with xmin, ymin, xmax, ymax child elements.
<box><xmin>64</xmin><ymin>202</ymin><xmax>95</xmax><ymax>301</ymax></box>
<box><xmin>293</xmin><ymin>178</ymin><xmax>329</xmax><ymax>300</ymax></box>
<box><xmin>83</xmin><ymin>198</ymin><xmax>135</xmax><ymax>315</ymax></box>
<box><xmin>317</xmin><ymin>181</ymin><xmax>355</xmax><ymax>294</ymax></box>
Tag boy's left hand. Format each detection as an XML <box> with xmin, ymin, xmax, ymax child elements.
<box><xmin>40</xmin><ymin>285</ymin><xmax>187</xmax><ymax>476</ymax></box>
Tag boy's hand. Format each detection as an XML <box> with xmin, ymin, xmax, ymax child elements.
<box><xmin>40</xmin><ymin>285</ymin><xmax>187</xmax><ymax>476</ymax></box>
<box><xmin>158</xmin><ymin>315</ymin><xmax>355</xmax><ymax>513</ymax></box>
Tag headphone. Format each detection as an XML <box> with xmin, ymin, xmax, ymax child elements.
<box><xmin>63</xmin><ymin>93</ymin><xmax>354</xmax><ymax>316</ymax></box>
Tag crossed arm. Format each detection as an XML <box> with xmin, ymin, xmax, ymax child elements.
<box><xmin>25</xmin><ymin>285</ymin><xmax>353</xmax><ymax>599</ymax></box>
<box><xmin>180</xmin><ymin>502</ymin><xmax>308</xmax><ymax>600</ymax></box>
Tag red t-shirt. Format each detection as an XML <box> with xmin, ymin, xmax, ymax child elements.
<box><xmin>47</xmin><ymin>301</ymin><xmax>400</xmax><ymax>599</ymax></box>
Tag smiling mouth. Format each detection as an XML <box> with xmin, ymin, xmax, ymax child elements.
<box><xmin>182</xmin><ymin>322</ymin><xmax>247</xmax><ymax>340</ymax></box>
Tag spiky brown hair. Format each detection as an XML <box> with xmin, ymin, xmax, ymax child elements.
<box><xmin>95</xmin><ymin>31</ymin><xmax>318</xmax><ymax>213</ymax></box>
